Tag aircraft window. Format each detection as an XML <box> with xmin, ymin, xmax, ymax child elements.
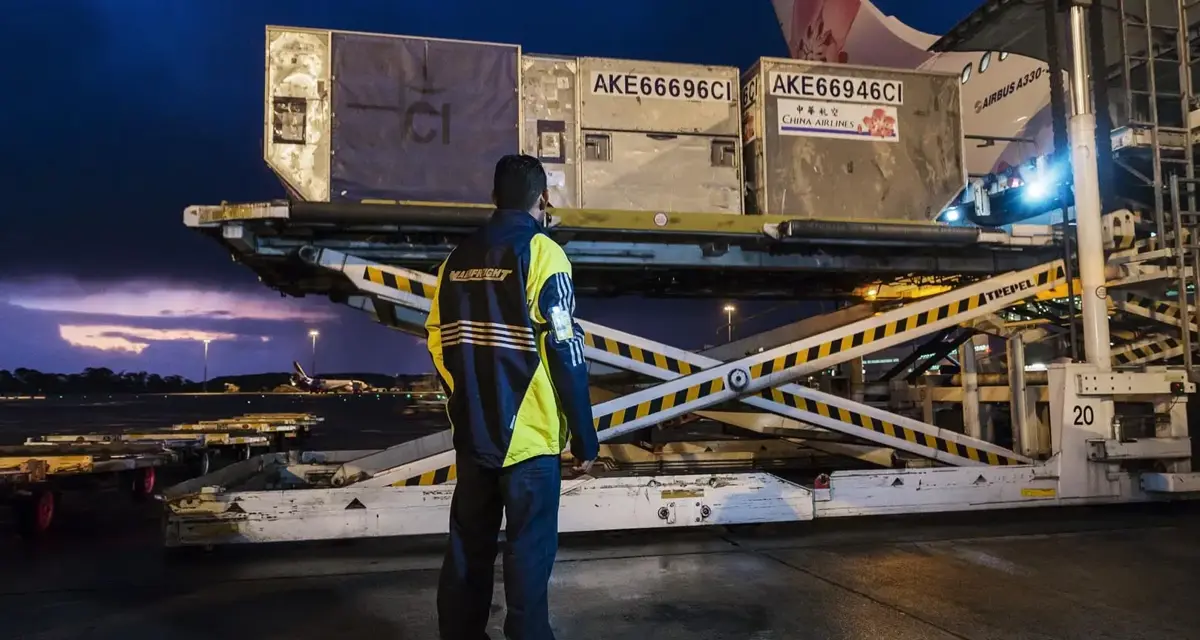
<box><xmin>961</xmin><ymin>63</ymin><xmax>972</xmax><ymax>84</ymax></box>
<box><xmin>999</xmin><ymin>51</ymin><xmax>1009</xmax><ymax>61</ymax></box>
<box><xmin>980</xmin><ymin>51</ymin><xmax>992</xmax><ymax>72</ymax></box>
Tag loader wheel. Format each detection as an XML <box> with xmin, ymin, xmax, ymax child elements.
<box><xmin>15</xmin><ymin>488</ymin><xmax>56</xmax><ymax>539</ymax></box>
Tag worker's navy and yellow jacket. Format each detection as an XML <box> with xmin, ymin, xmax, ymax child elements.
<box><xmin>425</xmin><ymin>209</ymin><xmax>599</xmax><ymax>470</ymax></box>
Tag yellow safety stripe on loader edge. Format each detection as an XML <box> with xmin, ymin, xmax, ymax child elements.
<box><xmin>1112</xmin><ymin>337</ymin><xmax>1183</xmax><ymax>366</ymax></box>
<box><xmin>1124</xmin><ymin>295</ymin><xmax>1184</xmax><ymax>322</ymax></box>
<box><xmin>583</xmin><ymin>333</ymin><xmax>699</xmax><ymax>375</ymax></box>
<box><xmin>400</xmin><ymin>464</ymin><xmax>457</xmax><ymax>487</ymax></box>
<box><xmin>755</xmin><ymin>388</ymin><xmax>1024</xmax><ymax>465</ymax></box>
<box><xmin>365</xmin><ymin>266</ymin><xmax>432</xmax><ymax>299</ymax></box>
<box><xmin>593</xmin><ymin>378</ymin><xmax>726</xmax><ymax>432</ymax></box>
<box><xmin>747</xmin><ymin>262</ymin><xmax>1066</xmax><ymax>381</ymax></box>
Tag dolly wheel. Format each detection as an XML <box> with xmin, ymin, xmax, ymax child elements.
<box><xmin>191</xmin><ymin>451</ymin><xmax>212</xmax><ymax>477</ymax></box>
<box><xmin>15</xmin><ymin>489</ymin><xmax>56</xmax><ymax>539</ymax></box>
<box><xmin>130</xmin><ymin>466</ymin><xmax>156</xmax><ymax>501</ymax></box>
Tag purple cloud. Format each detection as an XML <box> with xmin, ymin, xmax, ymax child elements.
<box><xmin>1</xmin><ymin>277</ymin><xmax>335</xmax><ymax>322</ymax></box>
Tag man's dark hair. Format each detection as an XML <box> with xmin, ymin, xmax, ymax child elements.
<box><xmin>493</xmin><ymin>154</ymin><xmax>547</xmax><ymax>211</ymax></box>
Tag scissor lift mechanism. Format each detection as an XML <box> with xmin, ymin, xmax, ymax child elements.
<box><xmin>163</xmin><ymin>224</ymin><xmax>1200</xmax><ymax>546</ymax></box>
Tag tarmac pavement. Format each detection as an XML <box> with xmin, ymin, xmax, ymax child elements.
<box><xmin>3</xmin><ymin>395</ymin><xmax>1200</xmax><ymax>639</ymax></box>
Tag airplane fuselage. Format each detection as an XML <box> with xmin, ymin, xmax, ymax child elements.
<box><xmin>772</xmin><ymin>0</ymin><xmax>1060</xmax><ymax>179</ymax></box>
<box><xmin>921</xmin><ymin>50</ymin><xmax>1057</xmax><ymax>179</ymax></box>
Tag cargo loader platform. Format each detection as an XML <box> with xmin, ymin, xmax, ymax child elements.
<box><xmin>168</xmin><ymin>17</ymin><xmax>1200</xmax><ymax>549</ymax></box>
<box><xmin>170</xmin><ymin>199</ymin><xmax>1200</xmax><ymax>547</ymax></box>
<box><xmin>162</xmin><ymin>238</ymin><xmax>1191</xmax><ymax>546</ymax></box>
<box><xmin>184</xmin><ymin>200</ymin><xmax>1061</xmax><ymax>300</ymax></box>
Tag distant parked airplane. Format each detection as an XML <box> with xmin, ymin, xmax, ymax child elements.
<box><xmin>289</xmin><ymin>361</ymin><xmax>375</xmax><ymax>394</ymax></box>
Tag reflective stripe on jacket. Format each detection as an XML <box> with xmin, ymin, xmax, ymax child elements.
<box><xmin>425</xmin><ymin>209</ymin><xmax>599</xmax><ymax>469</ymax></box>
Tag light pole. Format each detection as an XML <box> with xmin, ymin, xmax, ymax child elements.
<box><xmin>308</xmin><ymin>329</ymin><xmax>320</xmax><ymax>374</ymax></box>
<box><xmin>202</xmin><ymin>339</ymin><xmax>211</xmax><ymax>393</ymax></box>
<box><xmin>723</xmin><ymin>304</ymin><xmax>736</xmax><ymax>343</ymax></box>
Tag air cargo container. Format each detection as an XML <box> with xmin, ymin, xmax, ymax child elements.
<box><xmin>523</xmin><ymin>56</ymin><xmax>743</xmax><ymax>214</ymax></box>
<box><xmin>520</xmin><ymin>55</ymin><xmax>582</xmax><ymax>210</ymax></box>
<box><xmin>264</xmin><ymin>26</ymin><xmax>521</xmax><ymax>205</ymax></box>
<box><xmin>741</xmin><ymin>58</ymin><xmax>965</xmax><ymax>221</ymax></box>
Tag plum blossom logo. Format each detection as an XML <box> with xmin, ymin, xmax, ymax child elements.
<box><xmin>861</xmin><ymin>108</ymin><xmax>896</xmax><ymax>138</ymax></box>
<box><xmin>796</xmin><ymin>15</ymin><xmax>849</xmax><ymax>63</ymax></box>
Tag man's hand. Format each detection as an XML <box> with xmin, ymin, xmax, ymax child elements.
<box><xmin>570</xmin><ymin>458</ymin><xmax>596</xmax><ymax>476</ymax></box>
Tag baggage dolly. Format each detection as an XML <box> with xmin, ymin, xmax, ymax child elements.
<box><xmin>0</xmin><ymin>443</ymin><xmax>175</xmax><ymax>539</ymax></box>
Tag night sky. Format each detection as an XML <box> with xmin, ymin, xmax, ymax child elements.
<box><xmin>0</xmin><ymin>0</ymin><xmax>977</xmax><ymax>380</ymax></box>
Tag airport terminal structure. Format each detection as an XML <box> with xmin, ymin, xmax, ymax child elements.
<box><xmin>159</xmin><ymin>0</ymin><xmax>1200</xmax><ymax>546</ymax></box>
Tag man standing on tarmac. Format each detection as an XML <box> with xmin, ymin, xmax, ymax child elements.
<box><xmin>426</xmin><ymin>154</ymin><xmax>600</xmax><ymax>640</ymax></box>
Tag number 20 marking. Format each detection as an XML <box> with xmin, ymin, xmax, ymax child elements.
<box><xmin>1072</xmin><ymin>405</ymin><xmax>1094</xmax><ymax>426</ymax></box>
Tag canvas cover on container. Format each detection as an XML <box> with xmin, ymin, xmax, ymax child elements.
<box><xmin>743</xmin><ymin>58</ymin><xmax>965</xmax><ymax>221</ymax></box>
<box><xmin>264</xmin><ymin>27</ymin><xmax>520</xmax><ymax>204</ymax></box>
<box><xmin>330</xmin><ymin>33</ymin><xmax>520</xmax><ymax>203</ymax></box>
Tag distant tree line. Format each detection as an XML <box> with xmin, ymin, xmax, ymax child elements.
<box><xmin>0</xmin><ymin>368</ymin><xmax>440</xmax><ymax>395</ymax></box>
<box><xmin>0</xmin><ymin>368</ymin><xmax>194</xmax><ymax>395</ymax></box>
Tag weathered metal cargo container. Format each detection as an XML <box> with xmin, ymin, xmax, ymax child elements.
<box><xmin>522</xmin><ymin>56</ymin><xmax>743</xmax><ymax>214</ymax></box>
<box><xmin>742</xmin><ymin>58</ymin><xmax>965</xmax><ymax>221</ymax></box>
<box><xmin>521</xmin><ymin>55</ymin><xmax>581</xmax><ymax>210</ymax></box>
<box><xmin>264</xmin><ymin>26</ymin><xmax>520</xmax><ymax>204</ymax></box>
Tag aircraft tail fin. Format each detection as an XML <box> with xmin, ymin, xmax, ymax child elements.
<box><xmin>770</xmin><ymin>0</ymin><xmax>935</xmax><ymax>69</ymax></box>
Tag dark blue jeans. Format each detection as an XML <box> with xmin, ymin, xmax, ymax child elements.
<box><xmin>437</xmin><ymin>453</ymin><xmax>561</xmax><ymax>640</ymax></box>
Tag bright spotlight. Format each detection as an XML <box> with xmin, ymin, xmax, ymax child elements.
<box><xmin>1023</xmin><ymin>179</ymin><xmax>1049</xmax><ymax>202</ymax></box>
<box><xmin>942</xmin><ymin>207</ymin><xmax>961</xmax><ymax>222</ymax></box>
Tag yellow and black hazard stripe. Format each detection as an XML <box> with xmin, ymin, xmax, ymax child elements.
<box><xmin>749</xmin><ymin>263</ymin><xmax>1065</xmax><ymax>380</ymax></box>
<box><xmin>594</xmin><ymin>378</ymin><xmax>726</xmax><ymax>432</ymax></box>
<box><xmin>365</xmin><ymin>266</ymin><xmax>434</xmax><ymax>300</ymax></box>
<box><xmin>757</xmin><ymin>388</ymin><xmax>1024</xmax><ymax>465</ymax></box>
<box><xmin>1124</xmin><ymin>296</ymin><xmax>1183</xmax><ymax>321</ymax></box>
<box><xmin>394</xmin><ymin>464</ymin><xmax>458</xmax><ymax>487</ymax></box>
<box><xmin>583</xmin><ymin>332</ymin><xmax>701</xmax><ymax>375</ymax></box>
<box><xmin>1112</xmin><ymin>337</ymin><xmax>1183</xmax><ymax>366</ymax></box>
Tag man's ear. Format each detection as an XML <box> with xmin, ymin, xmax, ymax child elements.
<box><xmin>541</xmin><ymin>189</ymin><xmax>552</xmax><ymax>209</ymax></box>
